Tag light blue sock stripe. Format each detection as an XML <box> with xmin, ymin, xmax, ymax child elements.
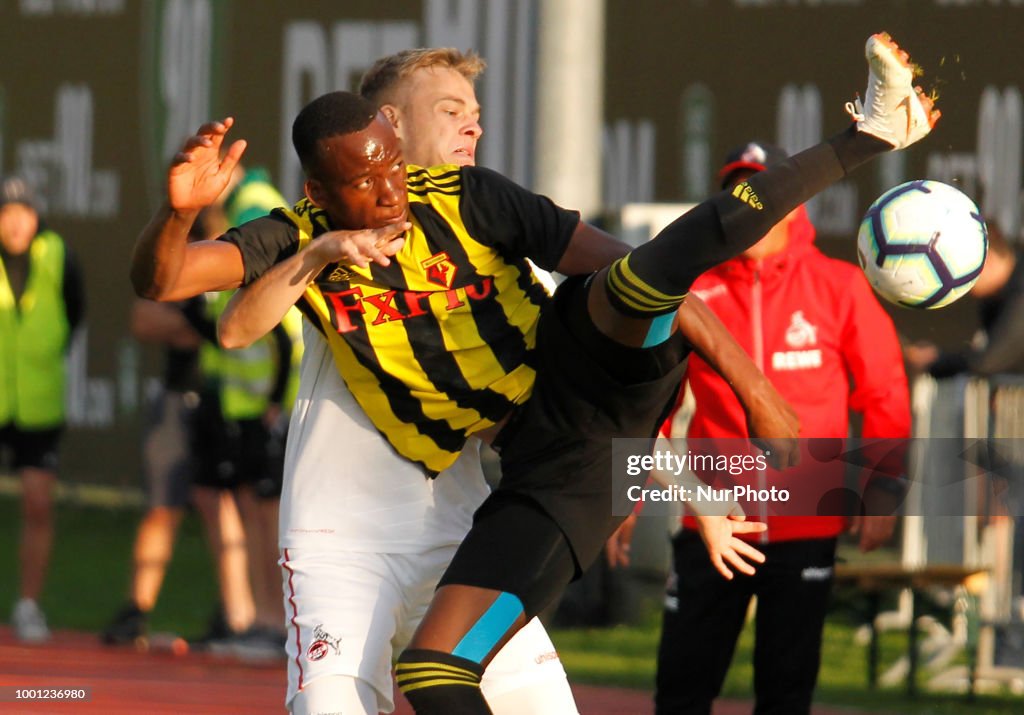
<box><xmin>642</xmin><ymin>312</ymin><xmax>676</xmax><ymax>348</ymax></box>
<box><xmin>452</xmin><ymin>592</ymin><xmax>524</xmax><ymax>663</ymax></box>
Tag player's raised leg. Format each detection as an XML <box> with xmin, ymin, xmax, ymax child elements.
<box><xmin>590</xmin><ymin>32</ymin><xmax>940</xmax><ymax>350</ymax></box>
<box><xmin>394</xmin><ymin>33</ymin><xmax>940</xmax><ymax>715</ymax></box>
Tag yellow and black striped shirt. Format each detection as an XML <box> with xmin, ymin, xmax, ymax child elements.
<box><xmin>221</xmin><ymin>164</ymin><xmax>579</xmax><ymax>474</ymax></box>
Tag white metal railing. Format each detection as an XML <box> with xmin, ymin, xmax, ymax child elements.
<box><xmin>908</xmin><ymin>373</ymin><xmax>1024</xmax><ymax>687</ymax></box>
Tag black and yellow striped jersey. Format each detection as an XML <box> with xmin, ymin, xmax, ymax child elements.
<box><xmin>220</xmin><ymin>164</ymin><xmax>579</xmax><ymax>474</ymax></box>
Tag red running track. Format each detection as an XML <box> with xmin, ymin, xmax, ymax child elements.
<box><xmin>0</xmin><ymin>628</ymin><xmax>875</xmax><ymax>714</ymax></box>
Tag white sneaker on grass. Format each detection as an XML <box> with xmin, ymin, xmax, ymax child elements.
<box><xmin>846</xmin><ymin>32</ymin><xmax>940</xmax><ymax>150</ymax></box>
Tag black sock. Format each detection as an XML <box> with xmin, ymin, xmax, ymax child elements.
<box><xmin>396</xmin><ymin>648</ymin><xmax>492</xmax><ymax>715</ymax></box>
<box><xmin>604</xmin><ymin>124</ymin><xmax>891</xmax><ymax>317</ymax></box>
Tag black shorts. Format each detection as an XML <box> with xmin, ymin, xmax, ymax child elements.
<box><xmin>191</xmin><ymin>391</ymin><xmax>285</xmax><ymax>499</ymax></box>
<box><xmin>190</xmin><ymin>388</ymin><xmax>234</xmax><ymax>491</ymax></box>
<box><xmin>0</xmin><ymin>424</ymin><xmax>63</xmax><ymax>472</ymax></box>
<box><xmin>224</xmin><ymin>418</ymin><xmax>286</xmax><ymax>499</ymax></box>
<box><xmin>439</xmin><ymin>491</ymin><xmax>577</xmax><ymax>617</ymax></box>
<box><xmin>490</xmin><ymin>275</ymin><xmax>689</xmax><ymax>574</ymax></box>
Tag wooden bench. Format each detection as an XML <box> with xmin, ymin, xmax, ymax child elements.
<box><xmin>833</xmin><ymin>563</ymin><xmax>989</xmax><ymax>696</ymax></box>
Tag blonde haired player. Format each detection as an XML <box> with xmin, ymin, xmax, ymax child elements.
<box><xmin>132</xmin><ymin>48</ymin><xmax>801</xmax><ymax>714</ymax></box>
<box><xmin>269</xmin><ymin>49</ymin><xmax>577</xmax><ymax>715</ymax></box>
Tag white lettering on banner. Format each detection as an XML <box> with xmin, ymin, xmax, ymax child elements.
<box><xmin>734</xmin><ymin>0</ymin><xmax>863</xmax><ymax>6</ymax></box>
<box><xmin>424</xmin><ymin>0</ymin><xmax>478</xmax><ymax>51</ymax></box>
<box><xmin>159</xmin><ymin>0</ymin><xmax>211</xmax><ymax>162</ymax></box>
<box><xmin>480</xmin><ymin>0</ymin><xmax>509</xmax><ymax>178</ymax></box>
<box><xmin>977</xmin><ymin>86</ymin><xmax>1022</xmax><ymax>237</ymax></box>
<box><xmin>680</xmin><ymin>84</ymin><xmax>714</xmax><ymax>201</ymax></box>
<box><xmin>775</xmin><ymin>83</ymin><xmax>859</xmax><ymax>234</ymax></box>
<box><xmin>777</xmin><ymin>84</ymin><xmax>821</xmax><ymax>155</ymax></box>
<box><xmin>281</xmin><ymin>22</ymin><xmax>330</xmax><ymax>199</ymax></box>
<box><xmin>772</xmin><ymin>349</ymin><xmax>822</xmax><ymax>371</ymax></box>
<box><xmin>877</xmin><ymin>152</ymin><xmax>906</xmax><ymax>196</ymax></box>
<box><xmin>924</xmin><ymin>86</ymin><xmax>1022</xmax><ymax>239</ymax></box>
<box><xmin>19</xmin><ymin>0</ymin><xmax>125</xmax><ymax>16</ymax></box>
<box><xmin>280</xmin><ymin>1</ymin><xmax>537</xmax><ymax>199</ymax></box>
<box><xmin>14</xmin><ymin>84</ymin><xmax>119</xmax><ymax>218</ymax></box>
<box><xmin>809</xmin><ymin>182</ymin><xmax>858</xmax><ymax>235</ymax></box>
<box><xmin>925</xmin><ymin>153</ymin><xmax>978</xmax><ymax>198</ymax></box>
<box><xmin>280</xmin><ymin>20</ymin><xmax>416</xmax><ymax>198</ymax></box>
<box><xmin>66</xmin><ymin>329</ymin><xmax>115</xmax><ymax>429</ymax></box>
<box><xmin>935</xmin><ymin>0</ymin><xmax>1024</xmax><ymax>6</ymax></box>
<box><xmin>117</xmin><ymin>339</ymin><xmax>139</xmax><ymax>415</ymax></box>
<box><xmin>603</xmin><ymin>119</ymin><xmax>655</xmax><ymax>209</ymax></box>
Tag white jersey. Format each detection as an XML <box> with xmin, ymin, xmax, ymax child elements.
<box><xmin>279</xmin><ymin>321</ymin><xmax>491</xmax><ymax>552</ymax></box>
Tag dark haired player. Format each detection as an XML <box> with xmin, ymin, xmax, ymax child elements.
<box><xmin>135</xmin><ymin>46</ymin><xmax>793</xmax><ymax>714</ymax></box>
<box><xmin>132</xmin><ymin>34</ymin><xmax>938</xmax><ymax>713</ymax></box>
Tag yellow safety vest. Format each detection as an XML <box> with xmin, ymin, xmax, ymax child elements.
<box><xmin>0</xmin><ymin>231</ymin><xmax>69</xmax><ymax>428</ymax></box>
<box><xmin>206</xmin><ymin>291</ymin><xmax>303</xmax><ymax>421</ymax></box>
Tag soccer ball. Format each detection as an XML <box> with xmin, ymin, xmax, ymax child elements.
<box><xmin>857</xmin><ymin>180</ymin><xmax>988</xmax><ymax>309</ymax></box>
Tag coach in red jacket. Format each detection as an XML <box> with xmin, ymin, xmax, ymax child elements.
<box><xmin>653</xmin><ymin>142</ymin><xmax>912</xmax><ymax>715</ymax></box>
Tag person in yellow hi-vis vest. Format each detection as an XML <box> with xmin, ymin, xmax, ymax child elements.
<box><xmin>208</xmin><ymin>168</ymin><xmax>302</xmax><ymax>660</ymax></box>
<box><xmin>0</xmin><ymin>177</ymin><xmax>85</xmax><ymax>642</ymax></box>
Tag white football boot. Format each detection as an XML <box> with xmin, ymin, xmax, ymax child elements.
<box><xmin>846</xmin><ymin>33</ymin><xmax>940</xmax><ymax>150</ymax></box>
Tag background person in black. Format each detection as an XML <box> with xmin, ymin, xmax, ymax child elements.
<box><xmin>905</xmin><ymin>221</ymin><xmax>1024</xmax><ymax>378</ymax></box>
<box><xmin>904</xmin><ymin>220</ymin><xmax>1024</xmax><ymax>628</ymax></box>
<box><xmin>0</xmin><ymin>176</ymin><xmax>85</xmax><ymax>643</ymax></box>
<box><xmin>103</xmin><ymin>211</ymin><xmax>258</xmax><ymax>648</ymax></box>
<box><xmin>100</xmin><ymin>295</ymin><xmax>211</xmax><ymax>644</ymax></box>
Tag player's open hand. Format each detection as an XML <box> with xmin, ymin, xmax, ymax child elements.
<box><xmin>744</xmin><ymin>380</ymin><xmax>800</xmax><ymax>470</ymax></box>
<box><xmin>694</xmin><ymin>513</ymin><xmax>767</xmax><ymax>580</ymax></box>
<box><xmin>168</xmin><ymin>118</ymin><xmax>247</xmax><ymax>212</ymax></box>
<box><xmin>605</xmin><ymin>513</ymin><xmax>637</xmax><ymax>569</ymax></box>
<box><xmin>316</xmin><ymin>223</ymin><xmax>410</xmax><ymax>268</ymax></box>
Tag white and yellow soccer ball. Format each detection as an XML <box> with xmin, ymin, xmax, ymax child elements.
<box><xmin>857</xmin><ymin>180</ymin><xmax>988</xmax><ymax>309</ymax></box>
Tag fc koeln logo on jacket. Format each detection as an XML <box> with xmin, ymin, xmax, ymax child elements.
<box><xmin>422</xmin><ymin>252</ymin><xmax>457</xmax><ymax>289</ymax></box>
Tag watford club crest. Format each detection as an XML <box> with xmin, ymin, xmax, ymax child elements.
<box><xmin>422</xmin><ymin>252</ymin><xmax>458</xmax><ymax>289</ymax></box>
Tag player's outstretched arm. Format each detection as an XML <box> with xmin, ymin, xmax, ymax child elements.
<box><xmin>677</xmin><ymin>297</ymin><xmax>800</xmax><ymax>468</ymax></box>
<box><xmin>130</xmin><ymin>119</ymin><xmax>247</xmax><ymax>300</ymax></box>
<box><xmin>130</xmin><ymin>299</ymin><xmax>201</xmax><ymax>349</ymax></box>
<box><xmin>218</xmin><ymin>223</ymin><xmax>408</xmax><ymax>348</ymax></box>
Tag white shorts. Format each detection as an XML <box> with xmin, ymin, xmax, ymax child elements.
<box><xmin>281</xmin><ymin>545</ymin><xmax>576</xmax><ymax>713</ymax></box>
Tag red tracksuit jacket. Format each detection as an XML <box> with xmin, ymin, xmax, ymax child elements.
<box><xmin>667</xmin><ymin>206</ymin><xmax>911</xmax><ymax>542</ymax></box>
